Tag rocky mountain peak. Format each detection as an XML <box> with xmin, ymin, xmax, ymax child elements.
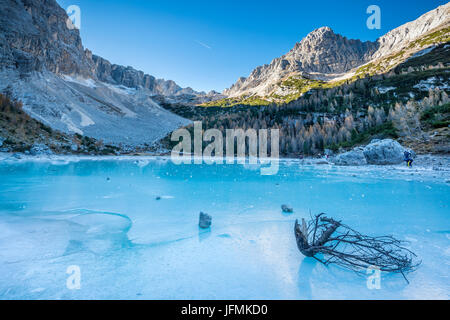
<box><xmin>224</xmin><ymin>26</ymin><xmax>378</xmax><ymax>97</ymax></box>
<box><xmin>304</xmin><ymin>26</ymin><xmax>334</xmax><ymax>38</ymax></box>
<box><xmin>286</xmin><ymin>26</ymin><xmax>377</xmax><ymax>73</ymax></box>
<box><xmin>291</xmin><ymin>26</ymin><xmax>338</xmax><ymax>51</ymax></box>
<box><xmin>224</xmin><ymin>3</ymin><xmax>450</xmax><ymax>98</ymax></box>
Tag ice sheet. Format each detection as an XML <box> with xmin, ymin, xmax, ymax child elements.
<box><xmin>0</xmin><ymin>158</ymin><xmax>448</xmax><ymax>299</ymax></box>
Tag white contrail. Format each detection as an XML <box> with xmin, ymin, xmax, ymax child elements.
<box><xmin>195</xmin><ymin>40</ymin><xmax>212</xmax><ymax>49</ymax></box>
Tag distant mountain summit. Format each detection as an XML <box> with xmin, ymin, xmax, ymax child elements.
<box><xmin>224</xmin><ymin>3</ymin><xmax>450</xmax><ymax>99</ymax></box>
<box><xmin>287</xmin><ymin>26</ymin><xmax>377</xmax><ymax>74</ymax></box>
<box><xmin>224</xmin><ymin>26</ymin><xmax>378</xmax><ymax>97</ymax></box>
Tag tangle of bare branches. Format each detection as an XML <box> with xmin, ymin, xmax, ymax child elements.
<box><xmin>294</xmin><ymin>213</ymin><xmax>421</xmax><ymax>283</ymax></box>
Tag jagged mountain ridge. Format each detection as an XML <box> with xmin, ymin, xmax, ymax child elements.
<box><xmin>91</xmin><ymin>53</ymin><xmax>220</xmax><ymax>98</ymax></box>
<box><xmin>0</xmin><ymin>0</ymin><xmax>214</xmax><ymax>98</ymax></box>
<box><xmin>0</xmin><ymin>0</ymin><xmax>216</xmax><ymax>147</ymax></box>
<box><xmin>224</xmin><ymin>3</ymin><xmax>450</xmax><ymax>98</ymax></box>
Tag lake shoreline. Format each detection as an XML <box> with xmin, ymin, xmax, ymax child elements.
<box><xmin>1</xmin><ymin>151</ymin><xmax>449</xmax><ymax>174</ymax></box>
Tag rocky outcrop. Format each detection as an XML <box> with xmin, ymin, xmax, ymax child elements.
<box><xmin>224</xmin><ymin>3</ymin><xmax>450</xmax><ymax>98</ymax></box>
<box><xmin>29</xmin><ymin>143</ymin><xmax>52</xmax><ymax>156</ymax></box>
<box><xmin>332</xmin><ymin>139</ymin><xmax>415</xmax><ymax>166</ymax></box>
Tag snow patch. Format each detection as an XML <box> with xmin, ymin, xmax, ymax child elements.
<box><xmin>62</xmin><ymin>75</ymin><xmax>97</xmax><ymax>88</ymax></box>
<box><xmin>376</xmin><ymin>86</ymin><xmax>396</xmax><ymax>94</ymax></box>
<box><xmin>103</xmin><ymin>82</ymin><xmax>137</xmax><ymax>95</ymax></box>
<box><xmin>413</xmin><ymin>77</ymin><xmax>449</xmax><ymax>91</ymax></box>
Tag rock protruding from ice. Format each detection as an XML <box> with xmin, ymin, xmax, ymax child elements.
<box><xmin>199</xmin><ymin>212</ymin><xmax>212</xmax><ymax>229</ymax></box>
<box><xmin>281</xmin><ymin>205</ymin><xmax>293</xmax><ymax>213</ymax></box>
<box><xmin>333</xmin><ymin>139</ymin><xmax>415</xmax><ymax>166</ymax></box>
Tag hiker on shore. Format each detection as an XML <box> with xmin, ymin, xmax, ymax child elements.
<box><xmin>404</xmin><ymin>150</ymin><xmax>413</xmax><ymax>167</ymax></box>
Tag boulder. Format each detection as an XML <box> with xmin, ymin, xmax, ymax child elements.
<box><xmin>332</xmin><ymin>139</ymin><xmax>415</xmax><ymax>166</ymax></box>
<box><xmin>199</xmin><ymin>212</ymin><xmax>212</xmax><ymax>229</ymax></box>
<box><xmin>362</xmin><ymin>139</ymin><xmax>409</xmax><ymax>165</ymax></box>
<box><xmin>70</xmin><ymin>144</ymin><xmax>79</xmax><ymax>152</ymax></box>
<box><xmin>332</xmin><ymin>147</ymin><xmax>367</xmax><ymax>166</ymax></box>
<box><xmin>281</xmin><ymin>205</ymin><xmax>293</xmax><ymax>213</ymax></box>
<box><xmin>29</xmin><ymin>143</ymin><xmax>53</xmax><ymax>156</ymax></box>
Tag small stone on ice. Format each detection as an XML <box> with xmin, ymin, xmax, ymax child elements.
<box><xmin>199</xmin><ymin>212</ymin><xmax>212</xmax><ymax>228</ymax></box>
<box><xmin>281</xmin><ymin>205</ymin><xmax>293</xmax><ymax>213</ymax></box>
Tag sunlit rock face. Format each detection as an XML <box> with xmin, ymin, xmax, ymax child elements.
<box><xmin>224</xmin><ymin>26</ymin><xmax>378</xmax><ymax>97</ymax></box>
<box><xmin>224</xmin><ymin>3</ymin><xmax>450</xmax><ymax>98</ymax></box>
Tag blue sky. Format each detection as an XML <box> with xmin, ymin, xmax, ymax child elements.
<box><xmin>56</xmin><ymin>0</ymin><xmax>447</xmax><ymax>92</ymax></box>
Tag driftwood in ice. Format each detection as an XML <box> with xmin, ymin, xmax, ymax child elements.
<box><xmin>294</xmin><ymin>213</ymin><xmax>420</xmax><ymax>282</ymax></box>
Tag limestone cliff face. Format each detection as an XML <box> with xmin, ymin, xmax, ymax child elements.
<box><xmin>0</xmin><ymin>0</ymin><xmax>210</xmax><ymax>98</ymax></box>
<box><xmin>0</xmin><ymin>0</ymin><xmax>94</xmax><ymax>76</ymax></box>
<box><xmin>91</xmin><ymin>54</ymin><xmax>203</xmax><ymax>97</ymax></box>
<box><xmin>224</xmin><ymin>3</ymin><xmax>450</xmax><ymax>98</ymax></box>
<box><xmin>0</xmin><ymin>0</ymin><xmax>197</xmax><ymax>146</ymax></box>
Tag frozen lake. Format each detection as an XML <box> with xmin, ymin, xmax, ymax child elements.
<box><xmin>0</xmin><ymin>156</ymin><xmax>449</xmax><ymax>299</ymax></box>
